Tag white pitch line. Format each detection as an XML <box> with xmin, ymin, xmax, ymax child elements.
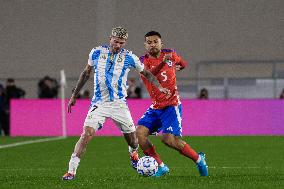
<box><xmin>168</xmin><ymin>166</ymin><xmax>272</xmax><ymax>170</ymax></box>
<box><xmin>0</xmin><ymin>168</ymin><xmax>54</xmax><ymax>171</ymax></box>
<box><xmin>0</xmin><ymin>137</ymin><xmax>66</xmax><ymax>149</ymax></box>
<box><xmin>208</xmin><ymin>166</ymin><xmax>271</xmax><ymax>169</ymax></box>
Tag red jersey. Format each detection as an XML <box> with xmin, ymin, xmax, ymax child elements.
<box><xmin>140</xmin><ymin>49</ymin><xmax>187</xmax><ymax>109</ymax></box>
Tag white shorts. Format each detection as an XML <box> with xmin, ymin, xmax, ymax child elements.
<box><xmin>84</xmin><ymin>100</ymin><xmax>135</xmax><ymax>133</ymax></box>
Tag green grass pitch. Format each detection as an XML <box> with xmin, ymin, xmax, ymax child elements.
<box><xmin>0</xmin><ymin>136</ymin><xmax>283</xmax><ymax>189</ymax></box>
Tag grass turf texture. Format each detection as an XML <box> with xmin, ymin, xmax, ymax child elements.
<box><xmin>0</xmin><ymin>136</ymin><xmax>283</xmax><ymax>189</ymax></box>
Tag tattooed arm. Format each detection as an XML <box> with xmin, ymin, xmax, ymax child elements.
<box><xmin>68</xmin><ymin>64</ymin><xmax>93</xmax><ymax>113</ymax></box>
<box><xmin>140</xmin><ymin>69</ymin><xmax>170</xmax><ymax>97</ymax></box>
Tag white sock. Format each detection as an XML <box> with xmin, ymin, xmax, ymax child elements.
<box><xmin>128</xmin><ymin>145</ymin><xmax>139</xmax><ymax>154</ymax></box>
<box><xmin>196</xmin><ymin>155</ymin><xmax>201</xmax><ymax>164</ymax></box>
<box><xmin>68</xmin><ymin>153</ymin><xmax>80</xmax><ymax>175</ymax></box>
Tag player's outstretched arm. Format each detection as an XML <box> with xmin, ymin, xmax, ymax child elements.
<box><xmin>140</xmin><ymin>69</ymin><xmax>170</xmax><ymax>98</ymax></box>
<box><xmin>68</xmin><ymin>64</ymin><xmax>92</xmax><ymax>113</ymax></box>
<box><xmin>175</xmin><ymin>58</ymin><xmax>187</xmax><ymax>71</ymax></box>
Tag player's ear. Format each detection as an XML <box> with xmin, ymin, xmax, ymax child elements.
<box><xmin>123</xmin><ymin>40</ymin><xmax>127</xmax><ymax>46</ymax></box>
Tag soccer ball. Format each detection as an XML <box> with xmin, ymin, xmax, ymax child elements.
<box><xmin>136</xmin><ymin>156</ymin><xmax>158</xmax><ymax>176</ymax></box>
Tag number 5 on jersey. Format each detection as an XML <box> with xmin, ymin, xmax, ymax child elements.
<box><xmin>161</xmin><ymin>71</ymin><xmax>167</xmax><ymax>81</ymax></box>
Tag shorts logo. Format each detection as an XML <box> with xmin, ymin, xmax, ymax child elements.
<box><xmin>166</xmin><ymin>126</ymin><xmax>173</xmax><ymax>132</ymax></box>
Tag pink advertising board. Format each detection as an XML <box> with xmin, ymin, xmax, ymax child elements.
<box><xmin>10</xmin><ymin>99</ymin><xmax>284</xmax><ymax>136</ymax></box>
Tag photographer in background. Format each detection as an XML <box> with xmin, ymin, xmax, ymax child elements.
<box><xmin>3</xmin><ymin>78</ymin><xmax>26</xmax><ymax>136</ymax></box>
<box><xmin>38</xmin><ymin>76</ymin><xmax>59</xmax><ymax>99</ymax></box>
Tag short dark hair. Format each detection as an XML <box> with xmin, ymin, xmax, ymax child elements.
<box><xmin>145</xmin><ymin>31</ymin><xmax>161</xmax><ymax>40</ymax></box>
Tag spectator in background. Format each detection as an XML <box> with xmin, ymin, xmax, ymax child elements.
<box><xmin>38</xmin><ymin>76</ymin><xmax>59</xmax><ymax>98</ymax></box>
<box><xmin>280</xmin><ymin>89</ymin><xmax>284</xmax><ymax>99</ymax></box>
<box><xmin>81</xmin><ymin>89</ymin><xmax>91</xmax><ymax>99</ymax></box>
<box><xmin>5</xmin><ymin>78</ymin><xmax>26</xmax><ymax>99</ymax></box>
<box><xmin>198</xmin><ymin>88</ymin><xmax>209</xmax><ymax>99</ymax></box>
<box><xmin>3</xmin><ymin>78</ymin><xmax>26</xmax><ymax>136</ymax></box>
<box><xmin>127</xmin><ymin>78</ymin><xmax>141</xmax><ymax>98</ymax></box>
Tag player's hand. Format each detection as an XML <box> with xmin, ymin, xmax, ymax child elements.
<box><xmin>158</xmin><ymin>87</ymin><xmax>171</xmax><ymax>99</ymax></box>
<box><xmin>175</xmin><ymin>64</ymin><xmax>182</xmax><ymax>71</ymax></box>
<box><xmin>67</xmin><ymin>96</ymin><xmax>76</xmax><ymax>113</ymax></box>
<box><xmin>163</xmin><ymin>53</ymin><xmax>172</xmax><ymax>62</ymax></box>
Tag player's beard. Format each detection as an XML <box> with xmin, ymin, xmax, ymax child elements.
<box><xmin>112</xmin><ymin>47</ymin><xmax>120</xmax><ymax>53</ymax></box>
<box><xmin>148</xmin><ymin>48</ymin><xmax>160</xmax><ymax>57</ymax></box>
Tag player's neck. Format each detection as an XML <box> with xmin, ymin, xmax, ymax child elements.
<box><xmin>109</xmin><ymin>47</ymin><xmax>121</xmax><ymax>54</ymax></box>
<box><xmin>149</xmin><ymin>51</ymin><xmax>161</xmax><ymax>58</ymax></box>
<box><xmin>109</xmin><ymin>49</ymin><xmax>116</xmax><ymax>54</ymax></box>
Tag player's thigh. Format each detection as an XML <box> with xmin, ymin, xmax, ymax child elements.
<box><xmin>136</xmin><ymin>125</ymin><xmax>151</xmax><ymax>138</ymax></box>
<box><xmin>161</xmin><ymin>133</ymin><xmax>176</xmax><ymax>144</ymax></box>
<box><xmin>160</xmin><ymin>105</ymin><xmax>182</xmax><ymax>136</ymax></box>
<box><xmin>137</xmin><ymin>108</ymin><xmax>162</xmax><ymax>134</ymax></box>
<box><xmin>111</xmin><ymin>102</ymin><xmax>136</xmax><ymax>133</ymax></box>
<box><xmin>161</xmin><ymin>133</ymin><xmax>185</xmax><ymax>147</ymax></box>
<box><xmin>84</xmin><ymin>104</ymin><xmax>109</xmax><ymax>132</ymax></box>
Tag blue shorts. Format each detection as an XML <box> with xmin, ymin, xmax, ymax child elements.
<box><xmin>138</xmin><ymin>104</ymin><xmax>183</xmax><ymax>136</ymax></box>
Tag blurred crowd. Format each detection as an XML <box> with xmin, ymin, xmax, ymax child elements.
<box><xmin>127</xmin><ymin>78</ymin><xmax>142</xmax><ymax>99</ymax></box>
<box><xmin>0</xmin><ymin>76</ymin><xmax>94</xmax><ymax>136</ymax></box>
<box><xmin>38</xmin><ymin>76</ymin><xmax>59</xmax><ymax>98</ymax></box>
<box><xmin>1</xmin><ymin>76</ymin><xmax>284</xmax><ymax>136</ymax></box>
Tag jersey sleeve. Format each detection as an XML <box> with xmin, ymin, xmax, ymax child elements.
<box><xmin>140</xmin><ymin>55</ymin><xmax>151</xmax><ymax>70</ymax></box>
<box><xmin>131</xmin><ymin>54</ymin><xmax>144</xmax><ymax>72</ymax></box>
<box><xmin>88</xmin><ymin>47</ymin><xmax>101</xmax><ymax>66</ymax></box>
<box><xmin>172</xmin><ymin>52</ymin><xmax>187</xmax><ymax>69</ymax></box>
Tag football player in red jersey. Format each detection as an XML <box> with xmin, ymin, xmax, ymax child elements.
<box><xmin>136</xmin><ymin>31</ymin><xmax>209</xmax><ymax>177</ymax></box>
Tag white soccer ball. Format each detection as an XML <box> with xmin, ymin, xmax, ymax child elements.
<box><xmin>137</xmin><ymin>156</ymin><xmax>158</xmax><ymax>176</ymax></box>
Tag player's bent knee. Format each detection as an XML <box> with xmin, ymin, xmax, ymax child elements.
<box><xmin>175</xmin><ymin>138</ymin><xmax>186</xmax><ymax>147</ymax></box>
<box><xmin>136</xmin><ymin>127</ymin><xmax>143</xmax><ymax>137</ymax></box>
<box><xmin>82</xmin><ymin>126</ymin><xmax>96</xmax><ymax>138</ymax></box>
<box><xmin>161</xmin><ymin>137</ymin><xmax>171</xmax><ymax>146</ymax></box>
<box><xmin>136</xmin><ymin>125</ymin><xmax>149</xmax><ymax>138</ymax></box>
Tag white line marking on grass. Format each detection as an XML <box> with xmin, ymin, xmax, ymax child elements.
<box><xmin>0</xmin><ymin>137</ymin><xmax>66</xmax><ymax>149</ymax></box>
<box><xmin>0</xmin><ymin>168</ymin><xmax>55</xmax><ymax>171</ymax></box>
<box><xmin>171</xmin><ymin>166</ymin><xmax>272</xmax><ymax>170</ymax></box>
<box><xmin>208</xmin><ymin>166</ymin><xmax>272</xmax><ymax>169</ymax></box>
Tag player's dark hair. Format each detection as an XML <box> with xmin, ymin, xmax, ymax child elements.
<box><xmin>145</xmin><ymin>31</ymin><xmax>161</xmax><ymax>40</ymax></box>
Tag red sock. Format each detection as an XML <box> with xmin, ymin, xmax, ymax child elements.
<box><xmin>179</xmin><ymin>143</ymin><xmax>199</xmax><ymax>162</ymax></box>
<box><xmin>143</xmin><ymin>146</ymin><xmax>163</xmax><ymax>165</ymax></box>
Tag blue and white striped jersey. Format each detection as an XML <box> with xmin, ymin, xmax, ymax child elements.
<box><xmin>88</xmin><ymin>45</ymin><xmax>144</xmax><ymax>105</ymax></box>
